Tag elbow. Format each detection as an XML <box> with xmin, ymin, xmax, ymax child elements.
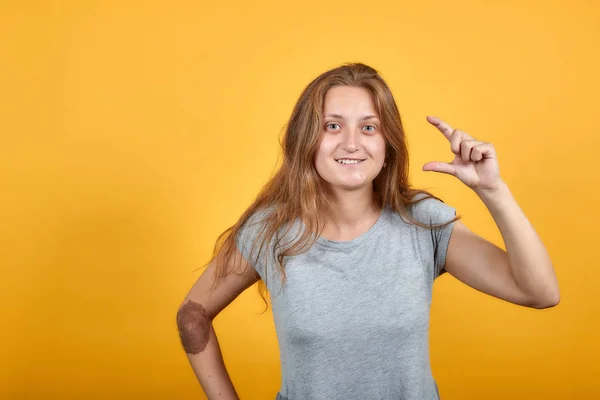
<box><xmin>176</xmin><ymin>300</ymin><xmax>212</xmax><ymax>355</ymax></box>
<box><xmin>546</xmin><ymin>292</ymin><xmax>561</xmax><ymax>308</ymax></box>
<box><xmin>530</xmin><ymin>291</ymin><xmax>560</xmax><ymax>309</ymax></box>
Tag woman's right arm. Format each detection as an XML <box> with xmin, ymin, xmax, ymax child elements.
<box><xmin>176</xmin><ymin>246</ymin><xmax>261</xmax><ymax>399</ymax></box>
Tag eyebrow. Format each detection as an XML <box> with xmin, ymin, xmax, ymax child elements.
<box><xmin>324</xmin><ymin>114</ymin><xmax>379</xmax><ymax>121</ymax></box>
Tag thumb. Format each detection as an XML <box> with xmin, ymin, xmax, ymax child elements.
<box><xmin>422</xmin><ymin>161</ymin><xmax>456</xmax><ymax>176</ymax></box>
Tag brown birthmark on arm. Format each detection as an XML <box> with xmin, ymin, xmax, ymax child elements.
<box><xmin>177</xmin><ymin>300</ymin><xmax>211</xmax><ymax>354</ymax></box>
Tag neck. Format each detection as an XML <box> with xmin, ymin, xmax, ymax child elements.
<box><xmin>323</xmin><ymin>186</ymin><xmax>381</xmax><ymax>233</ymax></box>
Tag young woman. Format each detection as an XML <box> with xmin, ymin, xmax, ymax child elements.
<box><xmin>176</xmin><ymin>63</ymin><xmax>560</xmax><ymax>400</ymax></box>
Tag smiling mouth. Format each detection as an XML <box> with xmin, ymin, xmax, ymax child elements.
<box><xmin>335</xmin><ymin>159</ymin><xmax>366</xmax><ymax>165</ymax></box>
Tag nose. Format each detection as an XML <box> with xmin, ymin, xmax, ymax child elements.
<box><xmin>342</xmin><ymin>126</ymin><xmax>360</xmax><ymax>152</ymax></box>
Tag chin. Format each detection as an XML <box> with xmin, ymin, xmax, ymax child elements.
<box><xmin>331</xmin><ymin>180</ymin><xmax>373</xmax><ymax>191</ymax></box>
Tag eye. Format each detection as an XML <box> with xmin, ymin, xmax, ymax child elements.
<box><xmin>326</xmin><ymin>123</ymin><xmax>340</xmax><ymax>130</ymax></box>
<box><xmin>363</xmin><ymin>125</ymin><xmax>376</xmax><ymax>132</ymax></box>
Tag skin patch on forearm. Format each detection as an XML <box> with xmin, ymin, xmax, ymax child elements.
<box><xmin>177</xmin><ymin>300</ymin><xmax>210</xmax><ymax>355</ymax></box>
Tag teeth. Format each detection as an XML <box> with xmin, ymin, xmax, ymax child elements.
<box><xmin>337</xmin><ymin>159</ymin><xmax>363</xmax><ymax>164</ymax></box>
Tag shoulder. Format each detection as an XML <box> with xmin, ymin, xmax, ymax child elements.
<box><xmin>406</xmin><ymin>192</ymin><xmax>457</xmax><ymax>226</ymax></box>
<box><xmin>241</xmin><ymin>204</ymin><xmax>276</xmax><ymax>227</ymax></box>
<box><xmin>237</xmin><ymin>204</ymin><xmax>277</xmax><ymax>241</ymax></box>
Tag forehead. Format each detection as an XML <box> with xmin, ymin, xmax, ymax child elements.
<box><xmin>323</xmin><ymin>86</ymin><xmax>377</xmax><ymax>115</ymax></box>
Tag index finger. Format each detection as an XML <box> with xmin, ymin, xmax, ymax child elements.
<box><xmin>426</xmin><ymin>116</ymin><xmax>454</xmax><ymax>140</ymax></box>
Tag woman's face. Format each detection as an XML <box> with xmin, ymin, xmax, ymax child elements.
<box><xmin>314</xmin><ymin>85</ymin><xmax>386</xmax><ymax>193</ymax></box>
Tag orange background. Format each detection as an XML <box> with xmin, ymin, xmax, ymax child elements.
<box><xmin>1</xmin><ymin>0</ymin><xmax>598</xmax><ymax>399</ymax></box>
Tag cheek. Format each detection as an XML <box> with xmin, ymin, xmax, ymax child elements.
<box><xmin>365</xmin><ymin>137</ymin><xmax>386</xmax><ymax>157</ymax></box>
<box><xmin>315</xmin><ymin>138</ymin><xmax>335</xmax><ymax>161</ymax></box>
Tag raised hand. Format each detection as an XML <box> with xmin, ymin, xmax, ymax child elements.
<box><xmin>422</xmin><ymin>116</ymin><xmax>503</xmax><ymax>193</ymax></box>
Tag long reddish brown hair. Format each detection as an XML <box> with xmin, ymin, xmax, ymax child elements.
<box><xmin>205</xmin><ymin>62</ymin><xmax>459</xmax><ymax>311</ymax></box>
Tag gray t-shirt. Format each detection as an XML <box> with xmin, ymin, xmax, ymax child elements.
<box><xmin>235</xmin><ymin>196</ymin><xmax>456</xmax><ymax>400</ymax></box>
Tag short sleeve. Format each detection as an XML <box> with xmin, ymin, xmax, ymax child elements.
<box><xmin>409</xmin><ymin>195</ymin><xmax>458</xmax><ymax>278</ymax></box>
<box><xmin>234</xmin><ymin>207</ymin><xmax>274</xmax><ymax>281</ymax></box>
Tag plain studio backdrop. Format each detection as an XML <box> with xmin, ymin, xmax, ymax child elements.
<box><xmin>1</xmin><ymin>0</ymin><xmax>598</xmax><ymax>399</ymax></box>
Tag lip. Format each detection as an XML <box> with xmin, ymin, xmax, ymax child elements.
<box><xmin>335</xmin><ymin>158</ymin><xmax>366</xmax><ymax>165</ymax></box>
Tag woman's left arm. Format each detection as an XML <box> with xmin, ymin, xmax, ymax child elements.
<box><xmin>423</xmin><ymin>116</ymin><xmax>560</xmax><ymax>309</ymax></box>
